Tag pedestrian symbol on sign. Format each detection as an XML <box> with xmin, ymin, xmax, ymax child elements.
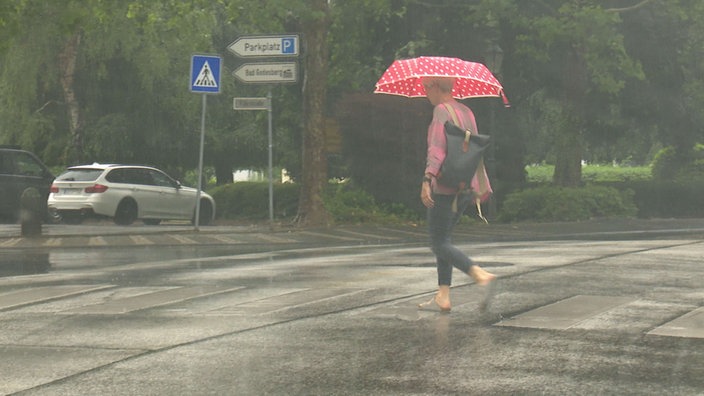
<box><xmin>194</xmin><ymin>61</ymin><xmax>217</xmax><ymax>87</ymax></box>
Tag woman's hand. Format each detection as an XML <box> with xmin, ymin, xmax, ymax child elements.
<box><xmin>421</xmin><ymin>181</ymin><xmax>434</xmax><ymax>208</ymax></box>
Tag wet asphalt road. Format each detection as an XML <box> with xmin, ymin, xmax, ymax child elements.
<box><xmin>0</xmin><ymin>219</ymin><xmax>703</xmax><ymax>395</ymax></box>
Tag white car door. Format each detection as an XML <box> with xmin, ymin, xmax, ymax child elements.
<box><xmin>148</xmin><ymin>169</ymin><xmax>193</xmax><ymax>219</ymax></box>
<box><xmin>122</xmin><ymin>168</ymin><xmax>164</xmax><ymax>218</ymax></box>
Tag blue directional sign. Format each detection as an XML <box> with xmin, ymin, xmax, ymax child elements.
<box><xmin>190</xmin><ymin>55</ymin><xmax>222</xmax><ymax>94</ymax></box>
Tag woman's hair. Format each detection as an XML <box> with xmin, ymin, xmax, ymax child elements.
<box><xmin>423</xmin><ymin>77</ymin><xmax>455</xmax><ymax>93</ymax></box>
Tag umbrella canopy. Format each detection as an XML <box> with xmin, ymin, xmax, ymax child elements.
<box><xmin>374</xmin><ymin>56</ymin><xmax>509</xmax><ymax>106</ymax></box>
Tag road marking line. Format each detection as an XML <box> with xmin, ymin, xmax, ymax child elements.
<box><xmin>214</xmin><ymin>288</ymin><xmax>366</xmax><ymax>315</ymax></box>
<box><xmin>376</xmin><ymin>226</ymin><xmax>426</xmax><ymax>238</ymax></box>
<box><xmin>169</xmin><ymin>234</ymin><xmax>198</xmax><ymax>244</ymax></box>
<box><xmin>88</xmin><ymin>236</ymin><xmax>108</xmax><ymax>246</ymax></box>
<box><xmin>0</xmin><ymin>285</ymin><xmax>115</xmax><ymax>311</ymax></box>
<box><xmin>129</xmin><ymin>235</ymin><xmax>154</xmax><ymax>245</ymax></box>
<box><xmin>65</xmin><ymin>285</ymin><xmax>242</xmax><ymax>314</ymax></box>
<box><xmin>299</xmin><ymin>231</ymin><xmax>358</xmax><ymax>241</ymax></box>
<box><xmin>0</xmin><ymin>238</ymin><xmax>22</xmax><ymax>247</ymax></box>
<box><xmin>495</xmin><ymin>295</ymin><xmax>635</xmax><ymax>330</ymax></box>
<box><xmin>208</xmin><ymin>235</ymin><xmax>241</xmax><ymax>244</ymax></box>
<box><xmin>42</xmin><ymin>238</ymin><xmax>62</xmax><ymax>247</ymax></box>
<box><xmin>253</xmin><ymin>234</ymin><xmax>297</xmax><ymax>243</ymax></box>
<box><xmin>648</xmin><ymin>307</ymin><xmax>704</xmax><ymax>339</ymax></box>
<box><xmin>335</xmin><ymin>228</ymin><xmax>400</xmax><ymax>241</ymax></box>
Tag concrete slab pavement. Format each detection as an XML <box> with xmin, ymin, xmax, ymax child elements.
<box><xmin>1</xmin><ymin>218</ymin><xmax>703</xmax><ymax>395</ymax></box>
<box><xmin>3</xmin><ymin>241</ymin><xmax>702</xmax><ymax>395</ymax></box>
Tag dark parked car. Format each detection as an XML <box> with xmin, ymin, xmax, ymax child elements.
<box><xmin>0</xmin><ymin>146</ymin><xmax>55</xmax><ymax>223</ymax></box>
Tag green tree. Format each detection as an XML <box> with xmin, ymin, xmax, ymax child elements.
<box><xmin>0</xmin><ymin>0</ymin><xmax>88</xmax><ymax>162</ymax></box>
<box><xmin>501</xmin><ymin>1</ymin><xmax>645</xmax><ymax>186</ymax></box>
<box><xmin>223</xmin><ymin>0</ymin><xmax>336</xmax><ymax>226</ymax></box>
<box><xmin>619</xmin><ymin>0</ymin><xmax>704</xmax><ymax>172</ymax></box>
<box><xmin>0</xmin><ymin>0</ymin><xmax>216</xmax><ymax>169</ymax></box>
<box><xmin>3</xmin><ymin>0</ymin><xmax>702</xmax><ymax>224</ymax></box>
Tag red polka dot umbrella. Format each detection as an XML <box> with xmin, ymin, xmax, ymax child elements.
<box><xmin>374</xmin><ymin>56</ymin><xmax>509</xmax><ymax>106</ymax></box>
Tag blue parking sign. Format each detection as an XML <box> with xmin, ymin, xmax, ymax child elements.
<box><xmin>282</xmin><ymin>37</ymin><xmax>296</xmax><ymax>54</ymax></box>
<box><xmin>190</xmin><ymin>55</ymin><xmax>221</xmax><ymax>94</ymax></box>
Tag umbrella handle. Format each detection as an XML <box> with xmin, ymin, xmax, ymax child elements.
<box><xmin>501</xmin><ymin>90</ymin><xmax>510</xmax><ymax>108</ymax></box>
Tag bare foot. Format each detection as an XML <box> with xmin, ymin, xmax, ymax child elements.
<box><xmin>434</xmin><ymin>294</ymin><xmax>451</xmax><ymax>311</ymax></box>
<box><xmin>435</xmin><ymin>285</ymin><xmax>451</xmax><ymax>311</ymax></box>
<box><xmin>418</xmin><ymin>294</ymin><xmax>451</xmax><ymax>312</ymax></box>
<box><xmin>469</xmin><ymin>266</ymin><xmax>496</xmax><ymax>286</ymax></box>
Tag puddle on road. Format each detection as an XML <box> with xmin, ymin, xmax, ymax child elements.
<box><xmin>0</xmin><ymin>250</ymin><xmax>50</xmax><ymax>277</ymax></box>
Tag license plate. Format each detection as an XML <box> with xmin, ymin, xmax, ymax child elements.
<box><xmin>61</xmin><ymin>188</ymin><xmax>82</xmax><ymax>195</ymax></box>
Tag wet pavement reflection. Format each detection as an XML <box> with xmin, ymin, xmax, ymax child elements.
<box><xmin>0</xmin><ymin>250</ymin><xmax>50</xmax><ymax>276</ymax></box>
<box><xmin>1</xmin><ymin>221</ymin><xmax>703</xmax><ymax>395</ymax></box>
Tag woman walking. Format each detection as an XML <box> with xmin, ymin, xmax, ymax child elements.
<box><xmin>419</xmin><ymin>76</ymin><xmax>495</xmax><ymax>312</ymax></box>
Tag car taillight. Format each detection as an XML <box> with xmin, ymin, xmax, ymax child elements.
<box><xmin>50</xmin><ymin>184</ymin><xmax>59</xmax><ymax>193</ymax></box>
<box><xmin>85</xmin><ymin>184</ymin><xmax>108</xmax><ymax>193</ymax></box>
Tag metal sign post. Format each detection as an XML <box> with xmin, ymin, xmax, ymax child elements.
<box><xmin>233</xmin><ymin>93</ymin><xmax>274</xmax><ymax>226</ymax></box>
<box><xmin>267</xmin><ymin>90</ymin><xmax>274</xmax><ymax>226</ymax></box>
<box><xmin>190</xmin><ymin>54</ymin><xmax>222</xmax><ymax>231</ymax></box>
<box><xmin>228</xmin><ymin>34</ymin><xmax>299</xmax><ymax>229</ymax></box>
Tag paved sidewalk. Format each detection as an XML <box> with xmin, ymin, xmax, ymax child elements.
<box><xmin>2</xmin><ymin>217</ymin><xmax>704</xmax><ymax>243</ymax></box>
<box><xmin>2</xmin><ymin>218</ymin><xmax>703</xmax><ymax>395</ymax></box>
<box><xmin>476</xmin><ymin>217</ymin><xmax>704</xmax><ymax>240</ymax></box>
<box><xmin>2</xmin><ymin>223</ymin><xmax>703</xmax><ymax>395</ymax></box>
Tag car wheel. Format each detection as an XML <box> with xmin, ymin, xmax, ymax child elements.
<box><xmin>143</xmin><ymin>219</ymin><xmax>161</xmax><ymax>225</ymax></box>
<box><xmin>46</xmin><ymin>208</ymin><xmax>62</xmax><ymax>224</ymax></box>
<box><xmin>193</xmin><ymin>200</ymin><xmax>212</xmax><ymax>226</ymax></box>
<box><xmin>114</xmin><ymin>199</ymin><xmax>137</xmax><ymax>225</ymax></box>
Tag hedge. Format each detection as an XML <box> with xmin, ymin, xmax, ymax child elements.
<box><xmin>209</xmin><ymin>182</ymin><xmax>299</xmax><ymax>220</ymax></box>
<box><xmin>499</xmin><ymin>185</ymin><xmax>638</xmax><ymax>222</ymax></box>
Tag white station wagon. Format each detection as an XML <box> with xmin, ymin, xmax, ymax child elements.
<box><xmin>48</xmin><ymin>164</ymin><xmax>215</xmax><ymax>225</ymax></box>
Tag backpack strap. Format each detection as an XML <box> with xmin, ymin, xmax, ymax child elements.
<box><xmin>443</xmin><ymin>103</ymin><xmax>473</xmax><ymax>149</ymax></box>
<box><xmin>443</xmin><ymin>103</ymin><xmax>461</xmax><ymax>127</ymax></box>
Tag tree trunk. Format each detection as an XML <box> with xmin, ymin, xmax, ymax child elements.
<box><xmin>58</xmin><ymin>31</ymin><xmax>83</xmax><ymax>165</ymax></box>
<box><xmin>295</xmin><ymin>0</ymin><xmax>331</xmax><ymax>227</ymax></box>
<box><xmin>552</xmin><ymin>119</ymin><xmax>583</xmax><ymax>187</ymax></box>
<box><xmin>214</xmin><ymin>157</ymin><xmax>234</xmax><ymax>185</ymax></box>
<box><xmin>553</xmin><ymin>47</ymin><xmax>585</xmax><ymax>187</ymax></box>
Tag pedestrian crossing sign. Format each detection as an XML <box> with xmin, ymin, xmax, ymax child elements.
<box><xmin>190</xmin><ymin>55</ymin><xmax>221</xmax><ymax>94</ymax></box>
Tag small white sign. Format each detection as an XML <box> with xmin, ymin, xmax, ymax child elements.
<box><xmin>233</xmin><ymin>62</ymin><xmax>298</xmax><ymax>84</ymax></box>
<box><xmin>233</xmin><ymin>97</ymin><xmax>269</xmax><ymax>110</ymax></box>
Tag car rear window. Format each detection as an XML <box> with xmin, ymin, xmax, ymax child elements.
<box><xmin>56</xmin><ymin>169</ymin><xmax>104</xmax><ymax>182</ymax></box>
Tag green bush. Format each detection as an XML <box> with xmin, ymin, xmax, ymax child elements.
<box><xmin>526</xmin><ymin>164</ymin><xmax>651</xmax><ymax>184</ymax></box>
<box><xmin>625</xmin><ymin>180</ymin><xmax>704</xmax><ymax>218</ymax></box>
<box><xmin>209</xmin><ymin>180</ymin><xmax>419</xmax><ymax>224</ymax></box>
<box><xmin>499</xmin><ymin>185</ymin><xmax>637</xmax><ymax>222</ymax></box>
<box><xmin>580</xmin><ymin>165</ymin><xmax>651</xmax><ymax>182</ymax></box>
<box><xmin>525</xmin><ymin>164</ymin><xmax>555</xmax><ymax>184</ymax></box>
<box><xmin>209</xmin><ymin>163</ymin><xmax>703</xmax><ymax>224</ymax></box>
<box><xmin>209</xmin><ymin>182</ymin><xmax>299</xmax><ymax>220</ymax></box>
<box><xmin>674</xmin><ymin>159</ymin><xmax>704</xmax><ymax>184</ymax></box>
<box><xmin>323</xmin><ymin>181</ymin><xmax>418</xmax><ymax>224</ymax></box>
<box><xmin>651</xmin><ymin>147</ymin><xmax>679</xmax><ymax>180</ymax></box>
<box><xmin>522</xmin><ymin>163</ymin><xmax>704</xmax><ymax>219</ymax></box>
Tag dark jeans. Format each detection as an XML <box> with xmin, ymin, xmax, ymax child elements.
<box><xmin>427</xmin><ymin>193</ymin><xmax>474</xmax><ymax>286</ymax></box>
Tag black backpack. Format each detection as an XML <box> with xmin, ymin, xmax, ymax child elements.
<box><xmin>437</xmin><ymin>104</ymin><xmax>491</xmax><ymax>190</ymax></box>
